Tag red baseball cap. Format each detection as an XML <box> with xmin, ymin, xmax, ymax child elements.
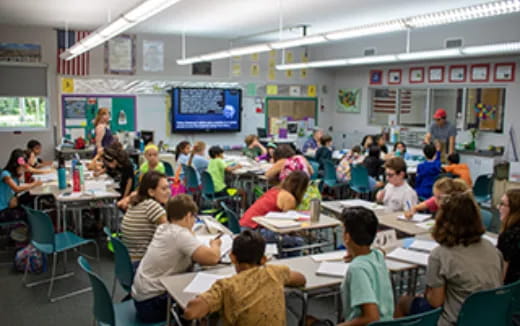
<box><xmin>433</xmin><ymin>108</ymin><xmax>447</xmax><ymax>119</ymax></box>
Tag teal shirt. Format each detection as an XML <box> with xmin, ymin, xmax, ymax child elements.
<box><xmin>341</xmin><ymin>249</ymin><xmax>394</xmax><ymax>322</ymax></box>
<box><xmin>0</xmin><ymin>170</ymin><xmax>17</xmax><ymax>211</ymax></box>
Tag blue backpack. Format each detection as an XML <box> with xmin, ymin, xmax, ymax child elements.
<box><xmin>14</xmin><ymin>244</ymin><xmax>47</xmax><ymax>274</ymax></box>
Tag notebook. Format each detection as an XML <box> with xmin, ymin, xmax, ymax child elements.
<box><xmin>408</xmin><ymin>239</ymin><xmax>439</xmax><ymax>252</ymax></box>
<box><xmin>316</xmin><ymin>262</ymin><xmax>350</xmax><ymax>277</ymax></box>
<box><xmin>260</xmin><ymin>218</ymin><xmax>301</xmax><ymax>229</ymax></box>
<box><xmin>340</xmin><ymin>199</ymin><xmax>386</xmax><ymax>211</ymax></box>
<box><xmin>183</xmin><ymin>272</ymin><xmax>234</xmax><ymax>294</ymax></box>
<box><xmin>264</xmin><ymin>210</ymin><xmax>310</xmax><ymax>220</ymax></box>
<box><xmin>311</xmin><ymin>251</ymin><xmax>346</xmax><ymax>262</ymax></box>
<box><xmin>387</xmin><ymin>247</ymin><xmax>430</xmax><ymax>266</ymax></box>
<box><xmin>398</xmin><ymin>213</ymin><xmax>432</xmax><ymax>223</ymax></box>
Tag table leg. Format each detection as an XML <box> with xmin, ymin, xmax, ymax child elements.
<box><xmin>302</xmin><ymin>292</ymin><xmax>309</xmax><ymax>326</ymax></box>
<box><xmin>166</xmin><ymin>295</ymin><xmax>172</xmax><ymax>326</ymax></box>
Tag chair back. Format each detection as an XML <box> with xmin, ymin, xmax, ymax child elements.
<box><xmin>368</xmin><ymin>307</ymin><xmax>441</xmax><ymax>326</ymax></box>
<box><xmin>323</xmin><ymin>160</ymin><xmax>337</xmax><ymax>183</ymax></box>
<box><xmin>512</xmin><ymin>278</ymin><xmax>520</xmax><ymax>315</ymax></box>
<box><xmin>350</xmin><ymin>164</ymin><xmax>370</xmax><ymax>192</ymax></box>
<box><xmin>308</xmin><ymin>160</ymin><xmax>320</xmax><ymax>180</ymax></box>
<box><xmin>78</xmin><ymin>256</ymin><xmax>116</xmax><ymax>326</ymax></box>
<box><xmin>456</xmin><ymin>281</ymin><xmax>518</xmax><ymax>326</ymax></box>
<box><xmin>285</xmin><ymin>289</ymin><xmax>306</xmax><ymax>326</ymax></box>
<box><xmin>479</xmin><ymin>208</ymin><xmax>493</xmax><ymax>231</ymax></box>
<box><xmin>103</xmin><ymin>227</ymin><xmax>134</xmax><ymax>292</ymax></box>
<box><xmin>220</xmin><ymin>201</ymin><xmax>241</xmax><ymax>234</ymax></box>
<box><xmin>201</xmin><ymin>171</ymin><xmax>216</xmax><ymax>196</ymax></box>
<box><xmin>183</xmin><ymin>164</ymin><xmax>200</xmax><ymax>189</ymax></box>
<box><xmin>473</xmin><ymin>174</ymin><xmax>493</xmax><ymax>199</ymax></box>
<box><xmin>24</xmin><ymin>206</ymin><xmax>55</xmax><ymax>251</ymax></box>
<box><xmin>162</xmin><ymin>160</ymin><xmax>174</xmax><ymax>177</ymax></box>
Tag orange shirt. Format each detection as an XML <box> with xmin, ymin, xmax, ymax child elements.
<box><xmin>444</xmin><ymin>163</ymin><xmax>472</xmax><ymax>186</ymax></box>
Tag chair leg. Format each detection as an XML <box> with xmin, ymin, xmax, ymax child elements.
<box><xmin>48</xmin><ymin>252</ymin><xmax>58</xmax><ymax>298</ymax></box>
<box><xmin>23</xmin><ymin>253</ymin><xmax>30</xmax><ymax>283</ymax></box>
<box><xmin>111</xmin><ymin>275</ymin><xmax>117</xmax><ymax>299</ymax></box>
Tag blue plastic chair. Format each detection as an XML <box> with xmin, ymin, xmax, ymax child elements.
<box><xmin>162</xmin><ymin>160</ymin><xmax>174</xmax><ymax>177</ymax></box>
<box><xmin>322</xmin><ymin>160</ymin><xmax>339</xmax><ymax>188</ymax></box>
<box><xmin>219</xmin><ymin>201</ymin><xmax>241</xmax><ymax>234</ymax></box>
<box><xmin>103</xmin><ymin>227</ymin><xmax>134</xmax><ymax>299</ymax></box>
<box><xmin>201</xmin><ymin>171</ymin><xmax>232</xmax><ymax>202</ymax></box>
<box><xmin>473</xmin><ymin>174</ymin><xmax>493</xmax><ymax>204</ymax></box>
<box><xmin>368</xmin><ymin>307</ymin><xmax>442</xmax><ymax>326</ymax></box>
<box><xmin>23</xmin><ymin>206</ymin><xmax>99</xmax><ymax>302</ymax></box>
<box><xmin>456</xmin><ymin>280</ymin><xmax>520</xmax><ymax>326</ymax></box>
<box><xmin>309</xmin><ymin>160</ymin><xmax>320</xmax><ymax>181</ymax></box>
<box><xmin>479</xmin><ymin>208</ymin><xmax>493</xmax><ymax>231</ymax></box>
<box><xmin>182</xmin><ymin>164</ymin><xmax>201</xmax><ymax>192</ymax></box>
<box><xmin>349</xmin><ymin>164</ymin><xmax>371</xmax><ymax>195</ymax></box>
<box><xmin>77</xmin><ymin>256</ymin><xmax>164</xmax><ymax>326</ymax></box>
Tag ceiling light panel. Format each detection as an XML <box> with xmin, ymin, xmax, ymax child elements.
<box><xmin>325</xmin><ymin>20</ymin><xmax>406</xmax><ymax>40</ymax></box>
<box><xmin>228</xmin><ymin>44</ymin><xmax>272</xmax><ymax>56</ymax></box>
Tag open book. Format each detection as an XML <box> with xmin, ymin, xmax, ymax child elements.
<box><xmin>196</xmin><ymin>234</ymin><xmax>233</xmax><ymax>258</ymax></box>
<box><xmin>264</xmin><ymin>210</ymin><xmax>310</xmax><ymax>220</ymax></box>
<box><xmin>316</xmin><ymin>261</ymin><xmax>349</xmax><ymax>277</ymax></box>
<box><xmin>311</xmin><ymin>251</ymin><xmax>347</xmax><ymax>262</ymax></box>
<box><xmin>387</xmin><ymin>247</ymin><xmax>430</xmax><ymax>266</ymax></box>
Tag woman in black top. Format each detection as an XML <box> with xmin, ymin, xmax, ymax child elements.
<box><xmin>497</xmin><ymin>189</ymin><xmax>520</xmax><ymax>284</ymax></box>
<box><xmin>315</xmin><ymin>134</ymin><xmax>333</xmax><ymax>172</ymax></box>
<box><xmin>102</xmin><ymin>142</ymin><xmax>135</xmax><ymax>208</ymax></box>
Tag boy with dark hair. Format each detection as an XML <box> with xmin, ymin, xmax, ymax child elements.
<box><xmin>415</xmin><ymin>144</ymin><xmax>441</xmax><ymax>198</ymax></box>
<box><xmin>207</xmin><ymin>146</ymin><xmax>242</xmax><ymax>197</ymax></box>
<box><xmin>376</xmin><ymin>157</ymin><xmax>418</xmax><ymax>212</ymax></box>
<box><xmin>315</xmin><ymin>134</ymin><xmax>333</xmax><ymax>171</ymax></box>
<box><xmin>338</xmin><ymin>207</ymin><xmax>394</xmax><ymax>326</ymax></box>
<box><xmin>184</xmin><ymin>230</ymin><xmax>306</xmax><ymax>325</ymax></box>
<box><xmin>443</xmin><ymin>153</ymin><xmax>472</xmax><ymax>186</ymax></box>
<box><xmin>27</xmin><ymin>139</ymin><xmax>52</xmax><ymax>167</ymax></box>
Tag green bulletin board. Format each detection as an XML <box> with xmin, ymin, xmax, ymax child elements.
<box><xmin>62</xmin><ymin>95</ymin><xmax>136</xmax><ymax>141</ymax></box>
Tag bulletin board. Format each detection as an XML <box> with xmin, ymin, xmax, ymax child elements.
<box><xmin>62</xmin><ymin>95</ymin><xmax>136</xmax><ymax>141</ymax></box>
<box><xmin>265</xmin><ymin>97</ymin><xmax>318</xmax><ymax>132</ymax></box>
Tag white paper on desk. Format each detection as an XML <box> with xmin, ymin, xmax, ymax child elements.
<box><xmin>58</xmin><ymin>192</ymin><xmax>86</xmax><ymax>199</ymax></box>
<box><xmin>408</xmin><ymin>240</ymin><xmax>439</xmax><ymax>253</ymax></box>
<box><xmin>316</xmin><ymin>262</ymin><xmax>349</xmax><ymax>277</ymax></box>
<box><xmin>33</xmin><ymin>174</ymin><xmax>57</xmax><ymax>182</ymax></box>
<box><xmin>398</xmin><ymin>213</ymin><xmax>432</xmax><ymax>223</ymax></box>
<box><xmin>265</xmin><ymin>210</ymin><xmax>309</xmax><ymax>220</ymax></box>
<box><xmin>183</xmin><ymin>272</ymin><xmax>233</xmax><ymax>294</ymax></box>
<box><xmin>85</xmin><ymin>180</ymin><xmax>106</xmax><ymax>191</ymax></box>
<box><xmin>196</xmin><ymin>234</ymin><xmax>233</xmax><ymax>258</ymax></box>
<box><xmin>311</xmin><ymin>251</ymin><xmax>346</xmax><ymax>262</ymax></box>
<box><xmin>266</xmin><ymin>243</ymin><xmax>279</xmax><ymax>256</ymax></box>
<box><xmin>261</xmin><ymin>218</ymin><xmax>301</xmax><ymax>229</ymax></box>
<box><xmin>340</xmin><ymin>200</ymin><xmax>385</xmax><ymax>210</ymax></box>
<box><xmin>201</xmin><ymin>216</ymin><xmax>230</xmax><ymax>235</ymax></box>
<box><xmin>387</xmin><ymin>248</ymin><xmax>429</xmax><ymax>266</ymax></box>
<box><xmin>416</xmin><ymin>220</ymin><xmax>435</xmax><ymax>230</ymax></box>
<box><xmin>482</xmin><ymin>234</ymin><xmax>498</xmax><ymax>246</ymax></box>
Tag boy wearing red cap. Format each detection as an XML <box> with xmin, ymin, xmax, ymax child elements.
<box><xmin>424</xmin><ymin>108</ymin><xmax>457</xmax><ymax>155</ymax></box>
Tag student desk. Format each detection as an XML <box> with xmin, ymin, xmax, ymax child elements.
<box><xmin>253</xmin><ymin>215</ymin><xmax>341</xmax><ymax>255</ymax></box>
<box><xmin>225</xmin><ymin>155</ymin><xmax>272</xmax><ymax>206</ymax></box>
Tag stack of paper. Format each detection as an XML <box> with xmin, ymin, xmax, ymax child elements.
<box><xmin>340</xmin><ymin>199</ymin><xmax>385</xmax><ymax>211</ymax></box>
<box><xmin>85</xmin><ymin>180</ymin><xmax>106</xmax><ymax>192</ymax></box>
<box><xmin>266</xmin><ymin>243</ymin><xmax>279</xmax><ymax>256</ymax></box>
<box><xmin>265</xmin><ymin>211</ymin><xmax>310</xmax><ymax>220</ymax></box>
<box><xmin>260</xmin><ymin>218</ymin><xmax>301</xmax><ymax>229</ymax></box>
<box><xmin>316</xmin><ymin>262</ymin><xmax>349</xmax><ymax>277</ymax></box>
<box><xmin>387</xmin><ymin>247</ymin><xmax>430</xmax><ymax>266</ymax></box>
<box><xmin>311</xmin><ymin>251</ymin><xmax>347</xmax><ymax>262</ymax></box>
<box><xmin>183</xmin><ymin>272</ymin><xmax>233</xmax><ymax>294</ymax></box>
<box><xmin>398</xmin><ymin>213</ymin><xmax>432</xmax><ymax>223</ymax></box>
<box><xmin>408</xmin><ymin>239</ymin><xmax>439</xmax><ymax>252</ymax></box>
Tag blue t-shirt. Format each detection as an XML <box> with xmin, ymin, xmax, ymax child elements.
<box><xmin>302</xmin><ymin>137</ymin><xmax>318</xmax><ymax>154</ymax></box>
<box><xmin>341</xmin><ymin>249</ymin><xmax>394</xmax><ymax>322</ymax></box>
<box><xmin>191</xmin><ymin>155</ymin><xmax>209</xmax><ymax>183</ymax></box>
<box><xmin>0</xmin><ymin>170</ymin><xmax>18</xmax><ymax>211</ymax></box>
<box><xmin>415</xmin><ymin>153</ymin><xmax>441</xmax><ymax>198</ymax></box>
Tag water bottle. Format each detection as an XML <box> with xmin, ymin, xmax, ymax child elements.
<box><xmin>139</xmin><ymin>138</ymin><xmax>144</xmax><ymax>152</ymax></box>
<box><xmin>57</xmin><ymin>156</ymin><xmax>67</xmax><ymax>190</ymax></box>
<box><xmin>310</xmin><ymin>198</ymin><xmax>321</xmax><ymax>223</ymax></box>
<box><xmin>72</xmin><ymin>166</ymin><xmax>81</xmax><ymax>192</ymax></box>
<box><xmin>77</xmin><ymin>161</ymin><xmax>84</xmax><ymax>189</ymax></box>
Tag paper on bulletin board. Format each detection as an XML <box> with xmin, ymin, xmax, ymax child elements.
<box><xmin>307</xmin><ymin>85</ymin><xmax>317</xmax><ymax>97</ymax></box>
<box><xmin>231</xmin><ymin>63</ymin><xmax>241</xmax><ymax>77</ymax></box>
<box><xmin>246</xmin><ymin>83</ymin><xmax>257</xmax><ymax>96</ymax></box>
<box><xmin>266</xmin><ymin>85</ymin><xmax>278</xmax><ymax>95</ymax></box>
<box><xmin>65</xmin><ymin>119</ymin><xmax>87</xmax><ymax>126</ymax></box>
<box><xmin>268</xmin><ymin>68</ymin><xmax>276</xmax><ymax>81</ymax></box>
<box><xmin>251</xmin><ymin>53</ymin><xmax>259</xmax><ymax>61</ymax></box>
<box><xmin>509</xmin><ymin>162</ymin><xmax>520</xmax><ymax>182</ymax></box>
<box><xmin>97</xmin><ymin>98</ymin><xmax>113</xmax><ymax>118</ymax></box>
<box><xmin>289</xmin><ymin>86</ymin><xmax>301</xmax><ymax>96</ymax></box>
<box><xmin>61</xmin><ymin>78</ymin><xmax>74</xmax><ymax>93</ymax></box>
<box><xmin>250</xmin><ymin>63</ymin><xmax>260</xmax><ymax>77</ymax></box>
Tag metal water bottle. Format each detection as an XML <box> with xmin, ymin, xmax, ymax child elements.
<box><xmin>310</xmin><ymin>199</ymin><xmax>320</xmax><ymax>223</ymax></box>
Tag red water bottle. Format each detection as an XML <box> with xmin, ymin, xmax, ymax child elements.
<box><xmin>72</xmin><ymin>167</ymin><xmax>81</xmax><ymax>192</ymax></box>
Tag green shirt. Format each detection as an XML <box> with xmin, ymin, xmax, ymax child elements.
<box><xmin>243</xmin><ymin>147</ymin><xmax>262</xmax><ymax>160</ymax></box>
<box><xmin>139</xmin><ymin>161</ymin><xmax>166</xmax><ymax>175</ymax></box>
<box><xmin>207</xmin><ymin>158</ymin><xmax>227</xmax><ymax>192</ymax></box>
<box><xmin>341</xmin><ymin>249</ymin><xmax>394</xmax><ymax>322</ymax></box>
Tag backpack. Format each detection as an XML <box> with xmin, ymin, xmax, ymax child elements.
<box><xmin>280</xmin><ymin>156</ymin><xmax>309</xmax><ymax>180</ymax></box>
<box><xmin>14</xmin><ymin>244</ymin><xmax>47</xmax><ymax>274</ymax></box>
<box><xmin>296</xmin><ymin>181</ymin><xmax>322</xmax><ymax>211</ymax></box>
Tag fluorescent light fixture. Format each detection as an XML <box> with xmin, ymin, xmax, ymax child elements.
<box><xmin>200</xmin><ymin>51</ymin><xmax>231</xmax><ymax>61</ymax></box>
<box><xmin>229</xmin><ymin>44</ymin><xmax>272</xmax><ymax>56</ymax></box>
<box><xmin>462</xmin><ymin>41</ymin><xmax>520</xmax><ymax>55</ymax></box>
<box><xmin>397</xmin><ymin>48</ymin><xmax>461</xmax><ymax>61</ymax></box>
<box><xmin>276</xmin><ymin>63</ymin><xmax>311</xmax><ymax>70</ymax></box>
<box><xmin>308</xmin><ymin>59</ymin><xmax>349</xmax><ymax>68</ymax></box>
<box><xmin>125</xmin><ymin>0</ymin><xmax>182</xmax><ymax>21</ymax></box>
<box><xmin>270</xmin><ymin>35</ymin><xmax>327</xmax><ymax>49</ymax></box>
<box><xmin>176</xmin><ymin>57</ymin><xmax>201</xmax><ymax>65</ymax></box>
<box><xmin>347</xmin><ymin>55</ymin><xmax>397</xmax><ymax>65</ymax></box>
<box><xmin>325</xmin><ymin>20</ymin><xmax>406</xmax><ymax>40</ymax></box>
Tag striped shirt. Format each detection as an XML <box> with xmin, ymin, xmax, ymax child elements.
<box><xmin>121</xmin><ymin>199</ymin><xmax>166</xmax><ymax>261</ymax></box>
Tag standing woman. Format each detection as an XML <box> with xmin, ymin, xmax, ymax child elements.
<box><xmin>102</xmin><ymin>142</ymin><xmax>135</xmax><ymax>208</ymax></box>
<box><xmin>93</xmin><ymin>108</ymin><xmax>114</xmax><ymax>156</ymax></box>
<box><xmin>497</xmin><ymin>189</ymin><xmax>520</xmax><ymax>284</ymax></box>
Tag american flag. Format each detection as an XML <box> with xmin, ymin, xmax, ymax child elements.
<box><xmin>57</xmin><ymin>30</ymin><xmax>90</xmax><ymax>75</ymax></box>
<box><xmin>372</xmin><ymin>89</ymin><xmax>411</xmax><ymax>114</ymax></box>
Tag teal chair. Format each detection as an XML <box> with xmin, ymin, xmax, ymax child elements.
<box><xmin>368</xmin><ymin>307</ymin><xmax>442</xmax><ymax>326</ymax></box>
<box><xmin>323</xmin><ymin>160</ymin><xmax>349</xmax><ymax>199</ymax></box>
<box><xmin>219</xmin><ymin>201</ymin><xmax>241</xmax><ymax>234</ymax></box>
<box><xmin>456</xmin><ymin>280</ymin><xmax>520</xmax><ymax>326</ymax></box>
<box><xmin>23</xmin><ymin>206</ymin><xmax>99</xmax><ymax>302</ymax></box>
<box><xmin>349</xmin><ymin>164</ymin><xmax>371</xmax><ymax>197</ymax></box>
<box><xmin>201</xmin><ymin>171</ymin><xmax>232</xmax><ymax>202</ymax></box>
<box><xmin>77</xmin><ymin>256</ymin><xmax>164</xmax><ymax>326</ymax></box>
<box><xmin>182</xmin><ymin>164</ymin><xmax>201</xmax><ymax>194</ymax></box>
<box><xmin>309</xmin><ymin>160</ymin><xmax>320</xmax><ymax>181</ymax></box>
<box><xmin>473</xmin><ymin>174</ymin><xmax>493</xmax><ymax>204</ymax></box>
<box><xmin>479</xmin><ymin>208</ymin><xmax>493</xmax><ymax>231</ymax></box>
<box><xmin>162</xmin><ymin>161</ymin><xmax>174</xmax><ymax>177</ymax></box>
<box><xmin>103</xmin><ymin>227</ymin><xmax>134</xmax><ymax>299</ymax></box>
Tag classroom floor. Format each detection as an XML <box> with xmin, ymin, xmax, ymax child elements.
<box><xmin>0</xmin><ymin>235</ymin><xmax>337</xmax><ymax>326</ymax></box>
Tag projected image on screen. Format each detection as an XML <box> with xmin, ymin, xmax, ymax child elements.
<box><xmin>180</xmin><ymin>88</ymin><xmax>224</xmax><ymax>114</ymax></box>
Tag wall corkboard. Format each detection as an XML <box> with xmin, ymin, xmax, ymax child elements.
<box><xmin>265</xmin><ymin>97</ymin><xmax>318</xmax><ymax>131</ymax></box>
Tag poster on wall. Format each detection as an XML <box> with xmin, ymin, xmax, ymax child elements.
<box><xmin>63</xmin><ymin>97</ymin><xmax>87</xmax><ymax>127</ymax></box>
<box><xmin>494</xmin><ymin>62</ymin><xmax>515</xmax><ymax>82</ymax></box>
<box><xmin>143</xmin><ymin>40</ymin><xmax>164</xmax><ymax>72</ymax></box>
<box><xmin>0</xmin><ymin>42</ymin><xmax>41</xmax><ymax>62</ymax></box>
<box><xmin>105</xmin><ymin>35</ymin><xmax>136</xmax><ymax>75</ymax></box>
<box><xmin>449</xmin><ymin>65</ymin><xmax>466</xmax><ymax>82</ymax></box>
<box><xmin>369</xmin><ymin>70</ymin><xmax>383</xmax><ymax>85</ymax></box>
<box><xmin>337</xmin><ymin>88</ymin><xmax>361</xmax><ymax>113</ymax></box>
<box><xmin>470</xmin><ymin>64</ymin><xmax>489</xmax><ymax>82</ymax></box>
<box><xmin>409</xmin><ymin>67</ymin><xmax>424</xmax><ymax>83</ymax></box>
<box><xmin>388</xmin><ymin>69</ymin><xmax>402</xmax><ymax>85</ymax></box>
<box><xmin>428</xmin><ymin>66</ymin><xmax>444</xmax><ymax>83</ymax></box>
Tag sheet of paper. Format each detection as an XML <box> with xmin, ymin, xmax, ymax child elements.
<box><xmin>340</xmin><ymin>199</ymin><xmax>385</xmax><ymax>211</ymax></box>
<box><xmin>85</xmin><ymin>180</ymin><xmax>106</xmax><ymax>191</ymax></box>
<box><xmin>387</xmin><ymin>248</ymin><xmax>429</xmax><ymax>266</ymax></box>
<box><xmin>260</xmin><ymin>218</ymin><xmax>301</xmax><ymax>229</ymax></box>
<box><xmin>311</xmin><ymin>251</ymin><xmax>346</xmax><ymax>262</ymax></box>
<box><xmin>33</xmin><ymin>173</ymin><xmax>57</xmax><ymax>182</ymax></box>
<box><xmin>416</xmin><ymin>220</ymin><xmax>435</xmax><ymax>230</ymax></box>
<box><xmin>482</xmin><ymin>234</ymin><xmax>498</xmax><ymax>246</ymax></box>
<box><xmin>196</xmin><ymin>234</ymin><xmax>233</xmax><ymax>258</ymax></box>
<box><xmin>264</xmin><ymin>210</ymin><xmax>310</xmax><ymax>220</ymax></box>
<box><xmin>183</xmin><ymin>272</ymin><xmax>233</xmax><ymax>294</ymax></box>
<box><xmin>316</xmin><ymin>262</ymin><xmax>349</xmax><ymax>277</ymax></box>
<box><xmin>201</xmin><ymin>216</ymin><xmax>230</xmax><ymax>235</ymax></box>
<box><xmin>266</xmin><ymin>243</ymin><xmax>279</xmax><ymax>256</ymax></box>
<box><xmin>408</xmin><ymin>239</ymin><xmax>439</xmax><ymax>252</ymax></box>
<box><xmin>398</xmin><ymin>213</ymin><xmax>432</xmax><ymax>223</ymax></box>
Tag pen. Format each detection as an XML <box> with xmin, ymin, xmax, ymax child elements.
<box><xmin>406</xmin><ymin>200</ymin><xmax>412</xmax><ymax>211</ymax></box>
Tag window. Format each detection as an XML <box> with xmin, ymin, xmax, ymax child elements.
<box><xmin>399</xmin><ymin>89</ymin><xmax>427</xmax><ymax>127</ymax></box>
<box><xmin>430</xmin><ymin>88</ymin><xmax>464</xmax><ymax>128</ymax></box>
<box><xmin>369</xmin><ymin>88</ymin><xmax>397</xmax><ymax>125</ymax></box>
<box><xmin>465</xmin><ymin>88</ymin><xmax>505</xmax><ymax>132</ymax></box>
<box><xmin>0</xmin><ymin>97</ymin><xmax>47</xmax><ymax>128</ymax></box>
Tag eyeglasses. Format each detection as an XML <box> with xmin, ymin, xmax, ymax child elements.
<box><xmin>386</xmin><ymin>172</ymin><xmax>396</xmax><ymax>178</ymax></box>
<box><xmin>498</xmin><ymin>201</ymin><xmax>509</xmax><ymax>207</ymax></box>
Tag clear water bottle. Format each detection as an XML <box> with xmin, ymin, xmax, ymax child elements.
<box><xmin>310</xmin><ymin>199</ymin><xmax>321</xmax><ymax>223</ymax></box>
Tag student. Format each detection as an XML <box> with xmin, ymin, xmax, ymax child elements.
<box><xmin>0</xmin><ymin>149</ymin><xmax>42</xmax><ymax>223</ymax></box>
<box><xmin>302</xmin><ymin>128</ymin><xmax>323</xmax><ymax>155</ymax></box>
<box><xmin>405</xmin><ymin>177</ymin><xmax>468</xmax><ymax>218</ymax></box>
<box><xmin>415</xmin><ymin>144</ymin><xmax>441</xmax><ymax>199</ymax></box>
<box><xmin>184</xmin><ymin>230</ymin><xmax>306</xmax><ymax>324</ymax></box>
<box><xmin>265</xmin><ymin>144</ymin><xmax>313</xmax><ymax>183</ymax></box>
<box><xmin>374</xmin><ymin>134</ymin><xmax>388</xmax><ymax>155</ymax></box>
<box><xmin>139</xmin><ymin>144</ymin><xmax>165</xmax><ymax>176</ymax></box>
<box><xmin>102</xmin><ymin>142</ymin><xmax>135</xmax><ymax>208</ymax></box>
<box><xmin>175</xmin><ymin>140</ymin><xmax>191</xmax><ymax>166</ymax></box>
<box><xmin>207</xmin><ymin>146</ymin><xmax>242</xmax><ymax>197</ymax></box>
<box><xmin>338</xmin><ymin>207</ymin><xmax>394</xmax><ymax>326</ymax></box>
<box><xmin>132</xmin><ymin>194</ymin><xmax>221</xmax><ymax>323</ymax></box>
<box><xmin>443</xmin><ymin>153</ymin><xmax>472</xmax><ymax>186</ymax></box>
<box><xmin>242</xmin><ymin>134</ymin><xmax>267</xmax><ymax>160</ymax></box>
<box><xmin>23</xmin><ymin>149</ymin><xmax>53</xmax><ymax>183</ymax></box>
<box><xmin>187</xmin><ymin>141</ymin><xmax>209</xmax><ymax>183</ymax></box>
<box><xmin>395</xmin><ymin>191</ymin><xmax>503</xmax><ymax>326</ymax></box>
<box><xmin>361</xmin><ymin>135</ymin><xmax>374</xmax><ymax>154</ymax></box>
<box><xmin>26</xmin><ymin>140</ymin><xmax>52</xmax><ymax>167</ymax></box>
<box><xmin>363</xmin><ymin>145</ymin><xmax>385</xmax><ymax>182</ymax></box>
<box><xmin>336</xmin><ymin>145</ymin><xmax>364</xmax><ymax>182</ymax></box>
<box><xmin>257</xmin><ymin>142</ymin><xmax>277</xmax><ymax>163</ymax></box>
<box><xmin>315</xmin><ymin>134</ymin><xmax>333</xmax><ymax>172</ymax></box>
<box><xmin>121</xmin><ymin>171</ymin><xmax>169</xmax><ymax>262</ymax></box>
<box><xmin>376</xmin><ymin>157</ymin><xmax>418</xmax><ymax>212</ymax></box>
<box><xmin>497</xmin><ymin>189</ymin><xmax>520</xmax><ymax>284</ymax></box>
<box><xmin>392</xmin><ymin>142</ymin><xmax>410</xmax><ymax>159</ymax></box>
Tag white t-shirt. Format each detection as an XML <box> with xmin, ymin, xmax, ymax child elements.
<box><xmin>132</xmin><ymin>223</ymin><xmax>202</xmax><ymax>301</ymax></box>
<box><xmin>382</xmin><ymin>182</ymin><xmax>418</xmax><ymax>212</ymax></box>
